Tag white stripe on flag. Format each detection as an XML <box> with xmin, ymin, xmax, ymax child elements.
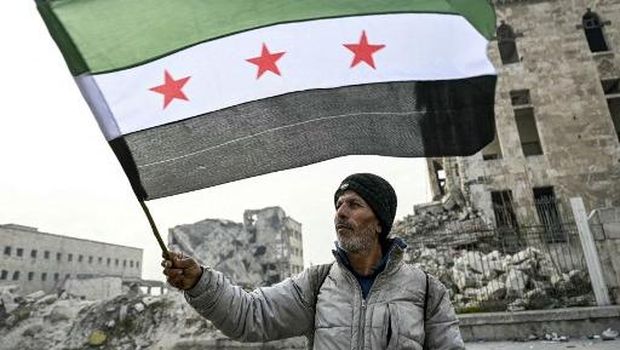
<box><xmin>79</xmin><ymin>13</ymin><xmax>496</xmax><ymax>140</ymax></box>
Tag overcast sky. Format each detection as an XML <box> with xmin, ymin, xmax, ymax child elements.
<box><xmin>0</xmin><ymin>2</ymin><xmax>431</xmax><ymax>281</ymax></box>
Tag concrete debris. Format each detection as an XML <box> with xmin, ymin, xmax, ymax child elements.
<box><xmin>0</xmin><ymin>286</ymin><xmax>304</xmax><ymax>350</ymax></box>
<box><xmin>543</xmin><ymin>332</ymin><xmax>569</xmax><ymax>342</ymax></box>
<box><xmin>34</xmin><ymin>295</ymin><xmax>57</xmax><ymax>306</ymax></box>
<box><xmin>63</xmin><ymin>277</ymin><xmax>123</xmax><ymax>300</ymax></box>
<box><xmin>141</xmin><ymin>296</ymin><xmax>160</xmax><ymax>307</ymax></box>
<box><xmin>133</xmin><ymin>302</ymin><xmax>145</xmax><ymax>313</ymax></box>
<box><xmin>22</xmin><ymin>323</ymin><xmax>43</xmax><ymax>338</ymax></box>
<box><xmin>394</xmin><ymin>203</ymin><xmax>487</xmax><ymax>249</ymax></box>
<box><xmin>88</xmin><ymin>330</ymin><xmax>107</xmax><ymax>346</ymax></box>
<box><xmin>119</xmin><ymin>304</ymin><xmax>127</xmax><ymax>322</ymax></box>
<box><xmin>601</xmin><ymin>328</ymin><xmax>618</xmax><ymax>341</ymax></box>
<box><xmin>48</xmin><ymin>303</ymin><xmax>75</xmax><ymax>323</ymax></box>
<box><xmin>23</xmin><ymin>291</ymin><xmax>45</xmax><ymax>303</ymax></box>
<box><xmin>394</xmin><ymin>196</ymin><xmax>596</xmax><ymax>312</ymax></box>
<box><xmin>1</xmin><ymin>290</ymin><xmax>19</xmax><ymax>314</ymax></box>
<box><xmin>404</xmin><ymin>244</ymin><xmax>594</xmax><ymax>312</ymax></box>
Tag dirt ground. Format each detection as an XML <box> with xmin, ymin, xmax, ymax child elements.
<box><xmin>466</xmin><ymin>339</ymin><xmax>619</xmax><ymax>350</ymax></box>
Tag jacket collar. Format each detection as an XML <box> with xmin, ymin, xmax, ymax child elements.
<box><xmin>332</xmin><ymin>237</ymin><xmax>407</xmax><ymax>276</ymax></box>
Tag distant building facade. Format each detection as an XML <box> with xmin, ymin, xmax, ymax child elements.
<box><xmin>168</xmin><ymin>206</ymin><xmax>304</xmax><ymax>287</ymax></box>
<box><xmin>0</xmin><ymin>224</ymin><xmax>142</xmax><ymax>294</ymax></box>
<box><xmin>243</xmin><ymin>207</ymin><xmax>304</xmax><ymax>278</ymax></box>
<box><xmin>427</xmin><ymin>0</ymin><xmax>620</xmax><ymax>227</ymax></box>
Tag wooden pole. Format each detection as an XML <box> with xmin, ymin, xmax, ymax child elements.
<box><xmin>570</xmin><ymin>197</ymin><xmax>610</xmax><ymax>306</ymax></box>
<box><xmin>138</xmin><ymin>199</ymin><xmax>169</xmax><ymax>257</ymax></box>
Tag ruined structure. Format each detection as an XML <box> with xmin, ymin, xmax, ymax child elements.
<box><xmin>168</xmin><ymin>206</ymin><xmax>304</xmax><ymax>287</ymax></box>
<box><xmin>427</xmin><ymin>0</ymin><xmax>620</xmax><ymax>227</ymax></box>
<box><xmin>0</xmin><ymin>224</ymin><xmax>142</xmax><ymax>295</ymax></box>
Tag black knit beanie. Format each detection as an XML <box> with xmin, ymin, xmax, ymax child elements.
<box><xmin>334</xmin><ymin>173</ymin><xmax>397</xmax><ymax>240</ymax></box>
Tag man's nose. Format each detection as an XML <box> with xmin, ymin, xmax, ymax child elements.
<box><xmin>336</xmin><ymin>204</ymin><xmax>349</xmax><ymax>218</ymax></box>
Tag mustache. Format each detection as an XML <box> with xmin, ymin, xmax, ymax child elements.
<box><xmin>335</xmin><ymin>220</ymin><xmax>353</xmax><ymax>230</ymax></box>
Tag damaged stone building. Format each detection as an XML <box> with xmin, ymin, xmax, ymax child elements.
<box><xmin>168</xmin><ymin>206</ymin><xmax>303</xmax><ymax>287</ymax></box>
<box><xmin>0</xmin><ymin>224</ymin><xmax>143</xmax><ymax>294</ymax></box>
<box><xmin>427</xmin><ymin>0</ymin><xmax>620</xmax><ymax>228</ymax></box>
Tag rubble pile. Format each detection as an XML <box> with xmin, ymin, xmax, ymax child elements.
<box><xmin>0</xmin><ymin>286</ymin><xmax>304</xmax><ymax>350</ymax></box>
<box><xmin>392</xmin><ymin>198</ymin><xmax>488</xmax><ymax>248</ymax></box>
<box><xmin>402</xmin><ymin>246</ymin><xmax>595</xmax><ymax>312</ymax></box>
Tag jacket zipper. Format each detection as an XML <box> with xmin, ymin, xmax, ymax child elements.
<box><xmin>359</xmin><ymin>299</ymin><xmax>367</xmax><ymax>349</ymax></box>
<box><xmin>341</xmin><ymin>266</ymin><xmax>390</xmax><ymax>349</ymax></box>
<box><xmin>335</xmin><ymin>243</ymin><xmax>402</xmax><ymax>349</ymax></box>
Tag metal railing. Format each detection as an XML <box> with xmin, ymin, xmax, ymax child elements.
<box><xmin>401</xmin><ymin>199</ymin><xmax>596</xmax><ymax>313</ymax></box>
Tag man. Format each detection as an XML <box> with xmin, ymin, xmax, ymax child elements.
<box><xmin>163</xmin><ymin>173</ymin><xmax>464</xmax><ymax>349</ymax></box>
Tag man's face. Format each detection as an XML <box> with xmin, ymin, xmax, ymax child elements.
<box><xmin>334</xmin><ymin>190</ymin><xmax>381</xmax><ymax>253</ymax></box>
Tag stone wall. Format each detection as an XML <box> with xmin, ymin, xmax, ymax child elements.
<box><xmin>62</xmin><ymin>277</ymin><xmax>123</xmax><ymax>300</ymax></box>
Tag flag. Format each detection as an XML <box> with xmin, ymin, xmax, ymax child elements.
<box><xmin>37</xmin><ymin>0</ymin><xmax>497</xmax><ymax>200</ymax></box>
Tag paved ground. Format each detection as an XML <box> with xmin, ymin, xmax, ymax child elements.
<box><xmin>465</xmin><ymin>339</ymin><xmax>619</xmax><ymax>350</ymax></box>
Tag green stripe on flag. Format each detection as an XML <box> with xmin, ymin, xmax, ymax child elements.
<box><xmin>37</xmin><ymin>0</ymin><xmax>88</xmax><ymax>76</ymax></box>
<box><xmin>41</xmin><ymin>0</ymin><xmax>495</xmax><ymax>75</ymax></box>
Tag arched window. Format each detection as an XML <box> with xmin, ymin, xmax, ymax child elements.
<box><xmin>497</xmin><ymin>21</ymin><xmax>520</xmax><ymax>64</ymax></box>
<box><xmin>582</xmin><ymin>9</ymin><xmax>609</xmax><ymax>52</ymax></box>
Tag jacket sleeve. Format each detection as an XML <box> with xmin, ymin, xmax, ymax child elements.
<box><xmin>424</xmin><ymin>275</ymin><xmax>465</xmax><ymax>350</ymax></box>
<box><xmin>184</xmin><ymin>266</ymin><xmax>317</xmax><ymax>342</ymax></box>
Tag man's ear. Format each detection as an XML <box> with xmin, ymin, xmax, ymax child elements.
<box><xmin>375</xmin><ymin>221</ymin><xmax>381</xmax><ymax>235</ymax></box>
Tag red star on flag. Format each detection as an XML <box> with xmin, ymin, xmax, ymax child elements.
<box><xmin>149</xmin><ymin>70</ymin><xmax>191</xmax><ymax>109</ymax></box>
<box><xmin>246</xmin><ymin>43</ymin><xmax>286</xmax><ymax>79</ymax></box>
<box><xmin>343</xmin><ymin>31</ymin><xmax>385</xmax><ymax>69</ymax></box>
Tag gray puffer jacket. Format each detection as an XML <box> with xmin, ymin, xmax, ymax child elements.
<box><xmin>185</xmin><ymin>239</ymin><xmax>464</xmax><ymax>349</ymax></box>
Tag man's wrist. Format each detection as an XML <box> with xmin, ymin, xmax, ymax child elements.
<box><xmin>186</xmin><ymin>266</ymin><xmax>209</xmax><ymax>297</ymax></box>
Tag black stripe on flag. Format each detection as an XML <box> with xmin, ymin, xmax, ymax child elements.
<box><xmin>111</xmin><ymin>76</ymin><xmax>496</xmax><ymax>200</ymax></box>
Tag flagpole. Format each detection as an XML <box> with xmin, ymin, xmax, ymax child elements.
<box><xmin>138</xmin><ymin>199</ymin><xmax>169</xmax><ymax>257</ymax></box>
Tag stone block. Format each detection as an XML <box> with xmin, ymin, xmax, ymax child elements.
<box><xmin>413</xmin><ymin>201</ymin><xmax>444</xmax><ymax>216</ymax></box>
<box><xmin>603</xmin><ymin>223</ymin><xmax>620</xmax><ymax>239</ymax></box>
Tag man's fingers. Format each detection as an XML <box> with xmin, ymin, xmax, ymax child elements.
<box><xmin>164</xmin><ymin>268</ymin><xmax>185</xmax><ymax>277</ymax></box>
<box><xmin>175</xmin><ymin>256</ymin><xmax>196</xmax><ymax>268</ymax></box>
<box><xmin>167</xmin><ymin>272</ymin><xmax>188</xmax><ymax>289</ymax></box>
<box><xmin>163</xmin><ymin>251</ymin><xmax>182</xmax><ymax>260</ymax></box>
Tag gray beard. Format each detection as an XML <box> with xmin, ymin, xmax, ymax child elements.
<box><xmin>337</xmin><ymin>225</ymin><xmax>377</xmax><ymax>254</ymax></box>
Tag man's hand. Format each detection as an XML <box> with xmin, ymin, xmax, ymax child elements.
<box><xmin>161</xmin><ymin>251</ymin><xmax>202</xmax><ymax>290</ymax></box>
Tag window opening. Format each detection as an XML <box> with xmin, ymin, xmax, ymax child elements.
<box><xmin>482</xmin><ymin>132</ymin><xmax>502</xmax><ymax>160</ymax></box>
<box><xmin>497</xmin><ymin>21</ymin><xmax>520</xmax><ymax>64</ymax></box>
<box><xmin>515</xmin><ymin>107</ymin><xmax>544</xmax><ymax>156</ymax></box>
<box><xmin>582</xmin><ymin>9</ymin><xmax>609</xmax><ymax>52</ymax></box>
<box><xmin>602</xmin><ymin>80</ymin><xmax>620</xmax><ymax>142</ymax></box>
<box><xmin>534</xmin><ymin>187</ymin><xmax>565</xmax><ymax>242</ymax></box>
<box><xmin>510</xmin><ymin>89</ymin><xmax>531</xmax><ymax>107</ymax></box>
<box><xmin>492</xmin><ymin>190</ymin><xmax>519</xmax><ymax>229</ymax></box>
